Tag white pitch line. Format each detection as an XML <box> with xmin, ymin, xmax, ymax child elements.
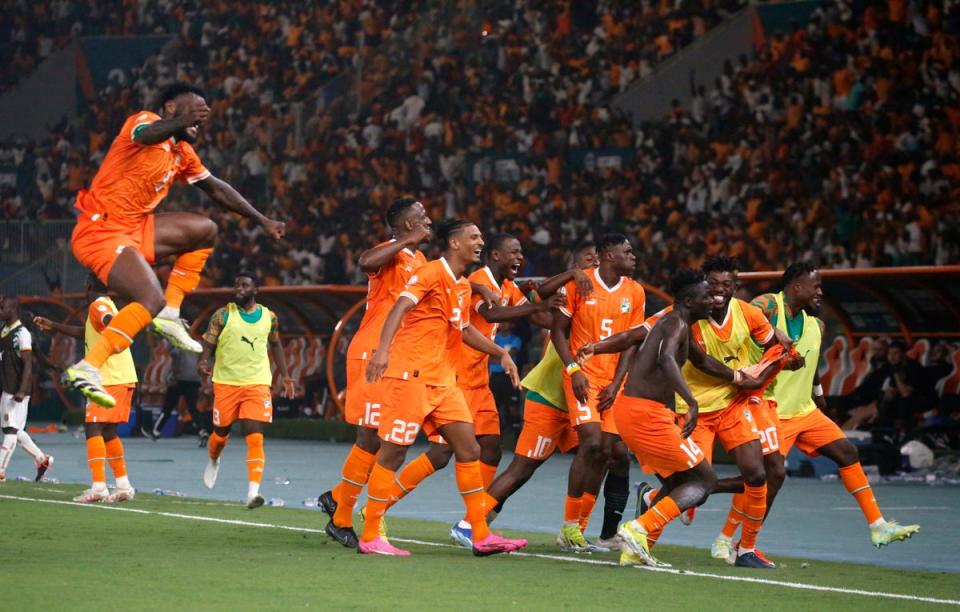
<box><xmin>1</xmin><ymin>493</ymin><xmax>957</xmax><ymax>607</ymax></box>
<box><xmin>831</xmin><ymin>506</ymin><xmax>948</xmax><ymax>511</ymax></box>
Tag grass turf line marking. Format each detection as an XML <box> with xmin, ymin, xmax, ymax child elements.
<box><xmin>1</xmin><ymin>493</ymin><xmax>956</xmax><ymax>607</ymax></box>
<box><xmin>831</xmin><ymin>506</ymin><xmax>948</xmax><ymax>511</ymax></box>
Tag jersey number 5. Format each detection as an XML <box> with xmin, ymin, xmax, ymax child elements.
<box><xmin>600</xmin><ymin>318</ymin><xmax>614</xmax><ymax>339</ymax></box>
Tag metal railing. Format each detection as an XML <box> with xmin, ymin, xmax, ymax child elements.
<box><xmin>0</xmin><ymin>220</ymin><xmax>86</xmax><ymax>295</ymax></box>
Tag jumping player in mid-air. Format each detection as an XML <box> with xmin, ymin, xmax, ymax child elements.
<box><xmin>63</xmin><ymin>83</ymin><xmax>286</xmax><ymax>408</ymax></box>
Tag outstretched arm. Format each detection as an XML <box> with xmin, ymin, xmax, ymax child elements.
<box><xmin>687</xmin><ymin>339</ymin><xmax>737</xmax><ymax>383</ymax></box>
<box><xmin>479</xmin><ymin>293</ymin><xmax>563</xmax><ymax>324</ymax></box>
<box><xmin>578</xmin><ymin>326</ymin><xmax>648</xmax><ymax>359</ymax></box>
<box><xmin>195</xmin><ymin>176</ymin><xmax>285</xmax><ymax>239</ymax></box>
<box><xmin>365</xmin><ymin>297</ymin><xmax>416</xmax><ymax>382</ymax></box>
<box><xmin>32</xmin><ymin>316</ymin><xmax>84</xmax><ymax>340</ymax></box>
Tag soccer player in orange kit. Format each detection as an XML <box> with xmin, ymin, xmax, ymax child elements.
<box><xmin>62</xmin><ymin>83</ymin><xmax>286</xmax><ymax>408</ymax></box>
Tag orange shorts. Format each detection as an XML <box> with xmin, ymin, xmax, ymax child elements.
<box><xmin>751</xmin><ymin>398</ymin><xmax>782</xmax><ymax>456</ymax></box>
<box><xmin>614</xmin><ymin>395</ymin><xmax>705</xmax><ymax>478</ymax></box>
<box><xmin>514</xmin><ymin>396</ymin><xmax>578</xmax><ymax>460</ymax></box>
<box><xmin>85</xmin><ymin>384</ymin><xmax>135</xmax><ymax>424</ymax></box>
<box><xmin>345</xmin><ymin>358</ymin><xmax>381</xmax><ymax>429</ymax></box>
<box><xmin>377</xmin><ymin>377</ymin><xmax>471</xmax><ymax>446</ymax></box>
<box><xmin>71</xmin><ymin>213</ymin><xmax>156</xmax><ymax>285</ymax></box>
<box><xmin>779</xmin><ymin>408</ymin><xmax>845</xmax><ymax>457</ymax></box>
<box><xmin>212</xmin><ymin>383</ymin><xmax>273</xmax><ymax>427</ymax></box>
<box><xmin>461</xmin><ymin>384</ymin><xmax>499</xmax><ymax>436</ymax></box>
<box><xmin>686</xmin><ymin>401</ymin><xmax>760</xmax><ymax>464</ymax></box>
<box><xmin>562</xmin><ymin>375</ymin><xmax>618</xmax><ymax>434</ymax></box>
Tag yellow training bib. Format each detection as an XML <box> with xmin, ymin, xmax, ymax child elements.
<box><xmin>212</xmin><ymin>303</ymin><xmax>274</xmax><ymax>386</ymax></box>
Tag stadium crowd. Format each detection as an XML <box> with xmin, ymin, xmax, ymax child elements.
<box><xmin>2</xmin><ymin>0</ymin><xmax>959</xmax><ymax>291</ymax></box>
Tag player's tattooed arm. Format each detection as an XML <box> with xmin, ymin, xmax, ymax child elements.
<box><xmin>366</xmin><ymin>296</ymin><xmax>416</xmax><ymax>383</ymax></box>
<box><xmin>195</xmin><ymin>176</ymin><xmax>286</xmax><ymax>239</ymax></box>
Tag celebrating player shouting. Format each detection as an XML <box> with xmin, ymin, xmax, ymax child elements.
<box><xmin>361</xmin><ymin>219</ymin><xmax>527</xmax><ymax>557</ymax></box>
<box><xmin>63</xmin><ymin>83</ymin><xmax>286</xmax><ymax>408</ymax></box>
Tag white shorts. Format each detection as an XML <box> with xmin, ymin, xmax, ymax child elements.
<box><xmin>0</xmin><ymin>392</ymin><xmax>30</xmax><ymax>430</ymax></box>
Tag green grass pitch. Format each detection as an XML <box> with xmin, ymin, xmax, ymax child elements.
<box><xmin>1</xmin><ymin>482</ymin><xmax>957</xmax><ymax>611</ymax></box>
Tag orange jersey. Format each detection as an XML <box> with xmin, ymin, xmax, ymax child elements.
<box><xmin>383</xmin><ymin>258</ymin><xmax>471</xmax><ymax>386</ymax></box>
<box><xmin>559</xmin><ymin>268</ymin><xmax>646</xmax><ymax>382</ymax></box>
<box><xmin>455</xmin><ymin>266</ymin><xmax>527</xmax><ymax>389</ymax></box>
<box><xmin>75</xmin><ymin>111</ymin><xmax>210</xmax><ymax>228</ymax></box>
<box><xmin>347</xmin><ymin>242</ymin><xmax>427</xmax><ymax>361</ymax></box>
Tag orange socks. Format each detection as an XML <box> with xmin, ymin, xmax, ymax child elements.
<box><xmin>165</xmin><ymin>248</ymin><xmax>212</xmax><ymax>309</ymax></box>
<box><xmin>362</xmin><ymin>463</ymin><xmax>394</xmax><ymax>542</ymax></box>
<box><xmin>104</xmin><ymin>437</ymin><xmax>127</xmax><ymax>478</ymax></box>
<box><xmin>721</xmin><ymin>492</ymin><xmax>747</xmax><ymax>539</ymax></box>
<box><xmin>638</xmin><ymin>496</ymin><xmax>681</xmax><ymax>534</ymax></box>
<box><xmin>456</xmin><ymin>461</ymin><xmax>490</xmax><ymax>542</ymax></box>
<box><xmin>86</xmin><ymin>435</ymin><xmax>107</xmax><ymax>485</ymax></box>
<box><xmin>245</xmin><ymin>433</ymin><xmax>265</xmax><ymax>484</ymax></box>
<box><xmin>388</xmin><ymin>452</ymin><xmax>436</xmax><ymax>507</ymax></box>
<box><xmin>208</xmin><ymin>432</ymin><xmax>228</xmax><ymax>460</ymax></box>
<box><xmin>647</xmin><ymin>526</ymin><xmax>664</xmax><ymax>549</ymax></box>
<box><xmin>578</xmin><ymin>492</ymin><xmax>598</xmax><ymax>532</ymax></box>
<box><xmin>739</xmin><ymin>483</ymin><xmax>768</xmax><ymax>551</ymax></box>
<box><xmin>480</xmin><ymin>462</ymin><xmax>497</xmax><ymax>490</ymax></box>
<box><xmin>839</xmin><ymin>463</ymin><xmax>883</xmax><ymax>525</ymax></box>
<box><xmin>564</xmin><ymin>495</ymin><xmax>582</xmax><ymax>524</ymax></box>
<box><xmin>86</xmin><ymin>302</ymin><xmax>153</xmax><ymax>368</ymax></box>
<box><xmin>332</xmin><ymin>445</ymin><xmax>377</xmax><ymax>528</ymax></box>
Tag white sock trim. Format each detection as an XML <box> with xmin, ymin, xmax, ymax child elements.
<box><xmin>158</xmin><ymin>306</ymin><xmax>180</xmax><ymax>320</ymax></box>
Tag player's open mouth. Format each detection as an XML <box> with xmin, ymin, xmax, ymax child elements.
<box><xmin>473</xmin><ymin>248</ymin><xmax>482</xmax><ymax>256</ymax></box>
<box><xmin>511</xmin><ymin>263</ymin><xmax>521</xmax><ymax>273</ymax></box>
